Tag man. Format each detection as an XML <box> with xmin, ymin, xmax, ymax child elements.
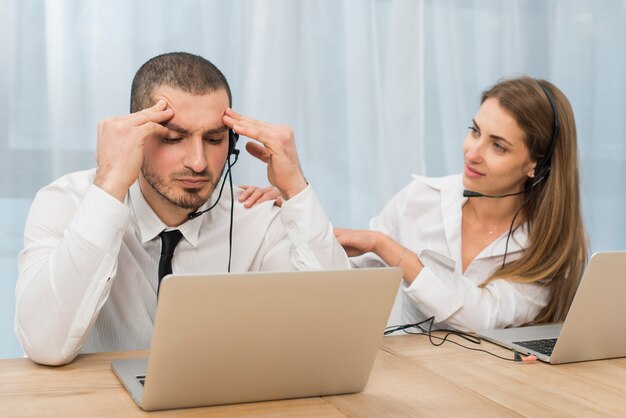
<box><xmin>15</xmin><ymin>52</ymin><xmax>349</xmax><ymax>366</ymax></box>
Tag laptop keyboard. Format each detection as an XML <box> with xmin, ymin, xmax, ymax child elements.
<box><xmin>135</xmin><ymin>375</ymin><xmax>146</xmax><ymax>386</ymax></box>
<box><xmin>513</xmin><ymin>338</ymin><xmax>557</xmax><ymax>356</ymax></box>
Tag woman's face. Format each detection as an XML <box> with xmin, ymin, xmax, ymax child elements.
<box><xmin>462</xmin><ymin>97</ymin><xmax>536</xmax><ymax>196</ymax></box>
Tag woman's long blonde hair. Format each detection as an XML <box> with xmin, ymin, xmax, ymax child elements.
<box><xmin>481</xmin><ymin>76</ymin><xmax>588</xmax><ymax>323</ymax></box>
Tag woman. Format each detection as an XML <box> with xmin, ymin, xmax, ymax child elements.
<box><xmin>241</xmin><ymin>76</ymin><xmax>588</xmax><ymax>332</ymax></box>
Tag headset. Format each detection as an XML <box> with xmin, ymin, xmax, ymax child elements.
<box><xmin>463</xmin><ymin>82</ymin><xmax>560</xmax><ymax>269</ymax></box>
<box><xmin>186</xmin><ymin>128</ymin><xmax>240</xmax><ymax>271</ymax></box>
<box><xmin>228</xmin><ymin>128</ymin><xmax>240</xmax><ymax>158</ymax></box>
<box><xmin>532</xmin><ymin>84</ymin><xmax>559</xmax><ymax>184</ymax></box>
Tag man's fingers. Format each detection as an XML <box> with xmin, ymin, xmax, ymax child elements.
<box><xmin>128</xmin><ymin>100</ymin><xmax>174</xmax><ymax>126</ymax></box>
<box><xmin>224</xmin><ymin>107</ymin><xmax>242</xmax><ymax>120</ymax></box>
<box><xmin>138</xmin><ymin>121</ymin><xmax>170</xmax><ymax>137</ymax></box>
<box><xmin>223</xmin><ymin>113</ymin><xmax>271</xmax><ymax>145</ymax></box>
<box><xmin>245</xmin><ymin>142</ymin><xmax>270</xmax><ymax>163</ymax></box>
<box><xmin>223</xmin><ymin>115</ymin><xmax>263</xmax><ymax>139</ymax></box>
<box><xmin>224</xmin><ymin>107</ymin><xmax>260</xmax><ymax>126</ymax></box>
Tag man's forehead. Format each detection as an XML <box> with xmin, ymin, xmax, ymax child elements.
<box><xmin>164</xmin><ymin>120</ymin><xmax>228</xmax><ymax>135</ymax></box>
<box><xmin>154</xmin><ymin>86</ymin><xmax>229</xmax><ymax>133</ymax></box>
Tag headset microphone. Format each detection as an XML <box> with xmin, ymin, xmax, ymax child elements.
<box><xmin>187</xmin><ymin>211</ymin><xmax>202</xmax><ymax>220</ymax></box>
<box><xmin>464</xmin><ymin>175</ymin><xmax>541</xmax><ymax>201</ymax></box>
<box><xmin>462</xmin><ymin>174</ymin><xmax>547</xmax><ymax>199</ymax></box>
<box><xmin>463</xmin><ymin>188</ymin><xmax>527</xmax><ymax>199</ymax></box>
<box><xmin>463</xmin><ymin>190</ymin><xmax>483</xmax><ymax>198</ymax></box>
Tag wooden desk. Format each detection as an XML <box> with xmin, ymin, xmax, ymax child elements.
<box><xmin>1</xmin><ymin>334</ymin><xmax>625</xmax><ymax>417</ymax></box>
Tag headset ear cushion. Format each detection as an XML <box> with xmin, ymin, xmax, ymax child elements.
<box><xmin>228</xmin><ymin>130</ymin><xmax>239</xmax><ymax>156</ymax></box>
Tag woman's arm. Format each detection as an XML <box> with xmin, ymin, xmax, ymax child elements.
<box><xmin>333</xmin><ymin>228</ymin><xmax>423</xmax><ymax>284</ymax></box>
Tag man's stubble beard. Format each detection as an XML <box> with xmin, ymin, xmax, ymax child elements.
<box><xmin>141</xmin><ymin>161</ymin><xmax>226</xmax><ymax>210</ymax></box>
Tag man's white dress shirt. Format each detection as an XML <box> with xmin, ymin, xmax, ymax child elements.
<box><xmin>16</xmin><ymin>169</ymin><xmax>349</xmax><ymax>365</ymax></box>
<box><xmin>354</xmin><ymin>174</ymin><xmax>550</xmax><ymax>332</ymax></box>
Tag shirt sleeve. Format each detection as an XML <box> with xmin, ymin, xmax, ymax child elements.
<box><xmin>255</xmin><ymin>184</ymin><xmax>351</xmax><ymax>271</ymax></box>
<box><xmin>404</xmin><ymin>249</ymin><xmax>550</xmax><ymax>331</ymax></box>
<box><xmin>15</xmin><ymin>183</ymin><xmax>130</xmax><ymax>365</ymax></box>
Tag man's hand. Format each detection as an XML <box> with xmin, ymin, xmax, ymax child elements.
<box><xmin>223</xmin><ymin>108</ymin><xmax>308</xmax><ymax>200</ymax></box>
<box><xmin>94</xmin><ymin>100</ymin><xmax>173</xmax><ymax>202</ymax></box>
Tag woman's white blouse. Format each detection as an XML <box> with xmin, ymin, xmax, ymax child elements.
<box><xmin>354</xmin><ymin>174</ymin><xmax>550</xmax><ymax>332</ymax></box>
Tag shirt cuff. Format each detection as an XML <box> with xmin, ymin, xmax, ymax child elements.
<box><xmin>279</xmin><ymin>184</ymin><xmax>330</xmax><ymax>246</ymax></box>
<box><xmin>68</xmin><ymin>185</ymin><xmax>131</xmax><ymax>252</ymax></box>
<box><xmin>404</xmin><ymin>249</ymin><xmax>463</xmax><ymax>322</ymax></box>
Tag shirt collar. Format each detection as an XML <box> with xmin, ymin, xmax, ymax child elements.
<box><xmin>128</xmin><ymin>181</ymin><xmax>209</xmax><ymax>247</ymax></box>
<box><xmin>412</xmin><ymin>174</ymin><xmax>529</xmax><ymax>258</ymax></box>
<box><xmin>412</xmin><ymin>175</ymin><xmax>465</xmax><ymax>261</ymax></box>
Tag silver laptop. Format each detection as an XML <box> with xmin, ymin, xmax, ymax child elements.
<box><xmin>476</xmin><ymin>251</ymin><xmax>626</xmax><ymax>364</ymax></box>
<box><xmin>112</xmin><ymin>268</ymin><xmax>401</xmax><ymax>411</ymax></box>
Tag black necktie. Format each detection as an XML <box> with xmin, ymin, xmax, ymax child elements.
<box><xmin>158</xmin><ymin>230</ymin><xmax>183</xmax><ymax>295</ymax></box>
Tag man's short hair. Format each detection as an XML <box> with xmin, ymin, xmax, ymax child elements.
<box><xmin>130</xmin><ymin>52</ymin><xmax>232</xmax><ymax>113</ymax></box>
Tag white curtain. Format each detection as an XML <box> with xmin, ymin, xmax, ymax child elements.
<box><xmin>1</xmin><ymin>0</ymin><xmax>624</xmax><ymax>358</ymax></box>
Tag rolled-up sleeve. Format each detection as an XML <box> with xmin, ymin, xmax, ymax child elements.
<box><xmin>404</xmin><ymin>249</ymin><xmax>550</xmax><ymax>331</ymax></box>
